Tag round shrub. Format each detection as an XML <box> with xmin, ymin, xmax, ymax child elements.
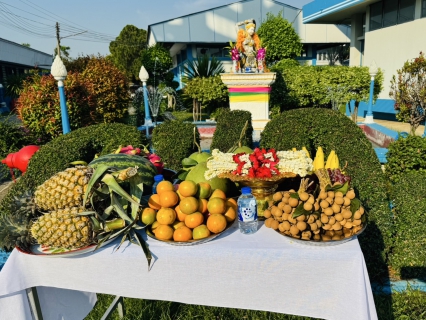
<box><xmin>389</xmin><ymin>171</ymin><xmax>426</xmax><ymax>279</ymax></box>
<box><xmin>385</xmin><ymin>135</ymin><xmax>426</xmax><ymax>183</ymax></box>
<box><xmin>210</xmin><ymin>109</ymin><xmax>253</xmax><ymax>152</ymax></box>
<box><xmin>151</xmin><ymin>120</ymin><xmax>199</xmax><ymax>171</ymax></box>
<box><xmin>260</xmin><ymin>108</ymin><xmax>392</xmax><ymax>280</ymax></box>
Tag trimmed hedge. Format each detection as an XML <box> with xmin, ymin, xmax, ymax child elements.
<box><xmin>0</xmin><ymin>123</ymin><xmax>147</xmax><ymax>212</ymax></box>
<box><xmin>385</xmin><ymin>135</ymin><xmax>426</xmax><ymax>183</ymax></box>
<box><xmin>151</xmin><ymin>120</ymin><xmax>199</xmax><ymax>171</ymax></box>
<box><xmin>210</xmin><ymin>109</ymin><xmax>253</xmax><ymax>152</ymax></box>
<box><xmin>260</xmin><ymin>108</ymin><xmax>392</xmax><ymax>280</ymax></box>
<box><xmin>389</xmin><ymin>171</ymin><xmax>426</xmax><ymax>279</ymax></box>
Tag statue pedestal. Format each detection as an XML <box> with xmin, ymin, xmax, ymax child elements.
<box><xmin>220</xmin><ymin>73</ymin><xmax>276</xmax><ymax>131</ymax></box>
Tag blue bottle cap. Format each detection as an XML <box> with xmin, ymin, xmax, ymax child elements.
<box><xmin>241</xmin><ymin>187</ymin><xmax>252</xmax><ymax>194</ymax></box>
<box><xmin>154</xmin><ymin>174</ymin><xmax>164</xmax><ymax>182</ymax></box>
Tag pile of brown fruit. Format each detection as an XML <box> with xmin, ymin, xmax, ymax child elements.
<box><xmin>263</xmin><ymin>186</ymin><xmax>365</xmax><ymax>241</ymax></box>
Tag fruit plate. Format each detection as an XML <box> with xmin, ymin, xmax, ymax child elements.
<box><xmin>146</xmin><ymin>221</ymin><xmax>235</xmax><ymax>246</ymax></box>
<box><xmin>275</xmin><ymin>224</ymin><xmax>367</xmax><ymax>247</ymax></box>
<box><xmin>16</xmin><ymin>236</ymin><xmax>117</xmax><ymax>257</ymax></box>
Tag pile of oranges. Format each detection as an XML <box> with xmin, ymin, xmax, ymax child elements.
<box><xmin>141</xmin><ymin>180</ymin><xmax>237</xmax><ymax>242</ymax></box>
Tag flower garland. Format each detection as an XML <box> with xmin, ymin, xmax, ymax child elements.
<box><xmin>233</xmin><ymin>148</ymin><xmax>279</xmax><ymax>178</ymax></box>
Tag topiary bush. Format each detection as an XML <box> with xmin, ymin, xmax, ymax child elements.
<box><xmin>210</xmin><ymin>110</ymin><xmax>253</xmax><ymax>152</ymax></box>
<box><xmin>260</xmin><ymin>108</ymin><xmax>392</xmax><ymax>281</ymax></box>
<box><xmin>389</xmin><ymin>171</ymin><xmax>426</xmax><ymax>279</ymax></box>
<box><xmin>385</xmin><ymin>135</ymin><xmax>426</xmax><ymax>183</ymax></box>
<box><xmin>151</xmin><ymin>120</ymin><xmax>199</xmax><ymax>171</ymax></box>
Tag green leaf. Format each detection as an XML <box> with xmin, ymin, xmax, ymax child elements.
<box><xmin>350</xmin><ymin>198</ymin><xmax>361</xmax><ymax>220</ymax></box>
<box><xmin>326</xmin><ymin>181</ymin><xmax>349</xmax><ymax>195</ymax></box>
<box><xmin>111</xmin><ymin>193</ymin><xmax>133</xmax><ymax>224</ymax></box>
<box><xmin>129</xmin><ymin>174</ymin><xmax>144</xmax><ymax>220</ymax></box>
<box><xmin>292</xmin><ymin>202</ymin><xmax>310</xmax><ymax>218</ymax></box>
<box><xmin>177</xmin><ymin>170</ymin><xmax>189</xmax><ymax>180</ymax></box>
<box><xmin>290</xmin><ymin>192</ymin><xmax>299</xmax><ymax>199</ymax></box>
<box><xmin>83</xmin><ymin>164</ymin><xmax>110</xmax><ymax>207</ymax></box>
<box><xmin>133</xmin><ymin>230</ymin><xmax>152</xmax><ymax>270</ymax></box>
<box><xmin>181</xmin><ymin>157</ymin><xmax>198</xmax><ymax>167</ymax></box>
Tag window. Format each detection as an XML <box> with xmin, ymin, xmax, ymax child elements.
<box><xmin>398</xmin><ymin>0</ymin><xmax>415</xmax><ymax>23</ymax></box>
<box><xmin>369</xmin><ymin>2</ymin><xmax>383</xmax><ymax>31</ymax></box>
<box><xmin>383</xmin><ymin>0</ymin><xmax>398</xmax><ymax>27</ymax></box>
<box><xmin>423</xmin><ymin>0</ymin><xmax>426</xmax><ymax>17</ymax></box>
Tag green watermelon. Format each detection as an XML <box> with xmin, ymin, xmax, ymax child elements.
<box><xmin>89</xmin><ymin>154</ymin><xmax>157</xmax><ymax>186</ymax></box>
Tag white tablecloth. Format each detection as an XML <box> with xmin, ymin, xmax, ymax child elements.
<box><xmin>0</xmin><ymin>222</ymin><xmax>377</xmax><ymax>320</ymax></box>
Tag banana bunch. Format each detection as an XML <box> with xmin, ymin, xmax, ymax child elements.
<box><xmin>312</xmin><ymin>147</ymin><xmax>324</xmax><ymax>171</ymax></box>
<box><xmin>325</xmin><ymin>150</ymin><xmax>340</xmax><ymax>170</ymax></box>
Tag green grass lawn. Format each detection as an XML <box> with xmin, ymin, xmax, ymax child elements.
<box><xmin>85</xmin><ymin>288</ymin><xmax>426</xmax><ymax>320</ymax></box>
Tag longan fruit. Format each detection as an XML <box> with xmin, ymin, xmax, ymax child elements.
<box><xmin>278</xmin><ymin>223</ymin><xmax>286</xmax><ymax>233</ymax></box>
<box><xmin>324</xmin><ymin>230</ymin><xmax>335</xmax><ymax>237</ymax></box>
<box><xmin>263</xmin><ymin>209</ymin><xmax>272</xmax><ymax>218</ymax></box>
<box><xmin>320</xmin><ymin>200</ymin><xmax>330</xmax><ymax>209</ymax></box>
<box><xmin>289</xmin><ymin>189</ymin><xmax>296</xmax><ymax>193</ymax></box>
<box><xmin>272</xmin><ymin>192</ymin><xmax>283</xmax><ymax>202</ymax></box>
<box><xmin>290</xmin><ymin>225</ymin><xmax>300</xmax><ymax>235</ymax></box>
<box><xmin>281</xmin><ymin>197</ymin><xmax>289</xmax><ymax>205</ymax></box>
<box><xmin>275</xmin><ymin>216</ymin><xmax>283</xmax><ymax>222</ymax></box>
<box><xmin>322</xmin><ymin>223</ymin><xmax>332</xmax><ymax>230</ymax></box>
<box><xmin>331</xmin><ymin>222</ymin><xmax>342</xmax><ymax>231</ymax></box>
<box><xmin>342</xmin><ymin>209</ymin><xmax>352</xmax><ymax>219</ymax></box>
<box><xmin>307</xmin><ymin>215</ymin><xmax>315</xmax><ymax>224</ymax></box>
<box><xmin>313</xmin><ymin>229</ymin><xmax>320</xmax><ymax>234</ymax></box>
<box><xmin>314</xmin><ymin>202</ymin><xmax>320</xmax><ymax>211</ymax></box>
<box><xmin>320</xmin><ymin>214</ymin><xmax>329</xmax><ymax>224</ymax></box>
<box><xmin>282</xmin><ymin>212</ymin><xmax>290</xmax><ymax>221</ymax></box>
<box><xmin>277</xmin><ymin>202</ymin><xmax>286</xmax><ymax>209</ymax></box>
<box><xmin>339</xmin><ymin>218</ymin><xmax>347</xmax><ymax>226</ymax></box>
<box><xmin>334</xmin><ymin>213</ymin><xmax>343</xmax><ymax>222</ymax></box>
<box><xmin>283</xmin><ymin>204</ymin><xmax>292</xmax><ymax>214</ymax></box>
<box><xmin>353</xmin><ymin>210</ymin><xmax>361</xmax><ymax>220</ymax></box>
<box><xmin>273</xmin><ymin>208</ymin><xmax>283</xmax><ymax>217</ymax></box>
<box><xmin>335</xmin><ymin>191</ymin><xmax>344</xmax><ymax>198</ymax></box>
<box><xmin>323</xmin><ymin>207</ymin><xmax>334</xmax><ymax>216</ymax></box>
<box><xmin>319</xmin><ymin>191</ymin><xmax>328</xmax><ymax>200</ymax></box>
<box><xmin>296</xmin><ymin>221</ymin><xmax>307</xmax><ymax>231</ymax></box>
<box><xmin>303</xmin><ymin>202</ymin><xmax>313</xmax><ymax>211</ymax></box>
<box><xmin>313</xmin><ymin>234</ymin><xmax>321</xmax><ymax>240</ymax></box>
<box><xmin>271</xmin><ymin>206</ymin><xmax>280</xmax><ymax>216</ymax></box>
<box><xmin>301</xmin><ymin>231</ymin><xmax>312</xmax><ymax>240</ymax></box>
<box><xmin>353</xmin><ymin>219</ymin><xmax>362</xmax><ymax>226</ymax></box>
<box><xmin>288</xmin><ymin>215</ymin><xmax>297</xmax><ymax>224</ymax></box>
<box><xmin>344</xmin><ymin>221</ymin><xmax>353</xmax><ymax>229</ymax></box>
<box><xmin>346</xmin><ymin>189</ymin><xmax>356</xmax><ymax>200</ymax></box>
<box><xmin>283</xmin><ymin>191</ymin><xmax>290</xmax><ymax>199</ymax></box>
<box><xmin>325</xmin><ymin>197</ymin><xmax>334</xmax><ymax>205</ymax></box>
<box><xmin>359</xmin><ymin>206</ymin><xmax>365</xmax><ymax>215</ymax></box>
<box><xmin>321</xmin><ymin>234</ymin><xmax>331</xmax><ymax>241</ymax></box>
<box><xmin>309</xmin><ymin>222</ymin><xmax>318</xmax><ymax>231</ymax></box>
<box><xmin>296</xmin><ymin>214</ymin><xmax>306</xmax><ymax>221</ymax></box>
<box><xmin>316</xmin><ymin>220</ymin><xmax>323</xmax><ymax>228</ymax></box>
<box><xmin>281</xmin><ymin>221</ymin><xmax>291</xmax><ymax>231</ymax></box>
<box><xmin>334</xmin><ymin>197</ymin><xmax>344</xmax><ymax>205</ymax></box>
<box><xmin>332</xmin><ymin>234</ymin><xmax>342</xmax><ymax>241</ymax></box>
<box><xmin>335</xmin><ymin>230</ymin><xmax>343</xmax><ymax>236</ymax></box>
<box><xmin>343</xmin><ymin>197</ymin><xmax>351</xmax><ymax>206</ymax></box>
<box><xmin>289</xmin><ymin>197</ymin><xmax>299</xmax><ymax>208</ymax></box>
<box><xmin>299</xmin><ymin>192</ymin><xmax>309</xmax><ymax>201</ymax></box>
<box><xmin>353</xmin><ymin>225</ymin><xmax>362</xmax><ymax>233</ymax></box>
<box><xmin>307</xmin><ymin>195</ymin><xmax>315</xmax><ymax>204</ymax></box>
<box><xmin>328</xmin><ymin>216</ymin><xmax>336</xmax><ymax>225</ymax></box>
<box><xmin>332</xmin><ymin>203</ymin><xmax>341</xmax><ymax>214</ymax></box>
<box><xmin>264</xmin><ymin>217</ymin><xmax>274</xmax><ymax>228</ymax></box>
<box><xmin>327</xmin><ymin>191</ymin><xmax>335</xmax><ymax>199</ymax></box>
<box><xmin>270</xmin><ymin>220</ymin><xmax>280</xmax><ymax>230</ymax></box>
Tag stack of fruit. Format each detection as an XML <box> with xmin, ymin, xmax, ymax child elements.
<box><xmin>264</xmin><ymin>147</ymin><xmax>366</xmax><ymax>242</ymax></box>
<box><xmin>142</xmin><ymin>180</ymin><xmax>236</xmax><ymax>242</ymax></box>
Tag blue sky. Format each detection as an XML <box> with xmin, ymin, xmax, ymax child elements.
<box><xmin>0</xmin><ymin>0</ymin><xmax>312</xmax><ymax>58</ymax></box>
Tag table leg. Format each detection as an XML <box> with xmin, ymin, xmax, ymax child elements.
<box><xmin>101</xmin><ymin>295</ymin><xmax>125</xmax><ymax>320</ymax></box>
<box><xmin>26</xmin><ymin>287</ymin><xmax>43</xmax><ymax>320</ymax></box>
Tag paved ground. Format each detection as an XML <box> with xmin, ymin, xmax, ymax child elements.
<box><xmin>358</xmin><ymin>117</ymin><xmax>425</xmax><ymax>136</ymax></box>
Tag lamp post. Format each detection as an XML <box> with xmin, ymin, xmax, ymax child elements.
<box><xmin>51</xmin><ymin>55</ymin><xmax>70</xmax><ymax>134</ymax></box>
<box><xmin>139</xmin><ymin>66</ymin><xmax>152</xmax><ymax>132</ymax></box>
<box><xmin>364</xmin><ymin>61</ymin><xmax>378</xmax><ymax>124</ymax></box>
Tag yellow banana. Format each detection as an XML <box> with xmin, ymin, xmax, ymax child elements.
<box><xmin>292</xmin><ymin>147</ymin><xmax>297</xmax><ymax>151</ymax></box>
<box><xmin>302</xmin><ymin>146</ymin><xmax>310</xmax><ymax>158</ymax></box>
<box><xmin>313</xmin><ymin>146</ymin><xmax>324</xmax><ymax>170</ymax></box>
<box><xmin>325</xmin><ymin>150</ymin><xmax>335</xmax><ymax>169</ymax></box>
<box><xmin>333</xmin><ymin>152</ymin><xmax>340</xmax><ymax>169</ymax></box>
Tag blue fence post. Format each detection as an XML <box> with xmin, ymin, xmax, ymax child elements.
<box><xmin>139</xmin><ymin>66</ymin><xmax>152</xmax><ymax>137</ymax></box>
<box><xmin>51</xmin><ymin>55</ymin><xmax>70</xmax><ymax>134</ymax></box>
<box><xmin>365</xmin><ymin>61</ymin><xmax>378</xmax><ymax>124</ymax></box>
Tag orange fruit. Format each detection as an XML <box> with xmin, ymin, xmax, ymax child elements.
<box><xmin>141</xmin><ymin>207</ymin><xmax>157</xmax><ymax>225</ymax></box>
<box><xmin>193</xmin><ymin>224</ymin><xmax>211</xmax><ymax>240</ymax></box>
<box><xmin>224</xmin><ymin>206</ymin><xmax>237</xmax><ymax>223</ymax></box>
<box><xmin>196</xmin><ymin>182</ymin><xmax>212</xmax><ymax>199</ymax></box>
<box><xmin>151</xmin><ymin>221</ymin><xmax>160</xmax><ymax>231</ymax></box>
<box><xmin>159</xmin><ymin>190</ymin><xmax>179</xmax><ymax>208</ymax></box>
<box><xmin>198</xmin><ymin>198</ymin><xmax>208</xmax><ymax>214</ymax></box>
<box><xmin>173</xmin><ymin>225</ymin><xmax>193</xmax><ymax>242</ymax></box>
<box><xmin>184</xmin><ymin>212</ymin><xmax>204</xmax><ymax>229</ymax></box>
<box><xmin>148</xmin><ymin>194</ymin><xmax>161</xmax><ymax>210</ymax></box>
<box><xmin>210</xmin><ymin>189</ymin><xmax>226</xmax><ymax>200</ymax></box>
<box><xmin>207</xmin><ymin>197</ymin><xmax>227</xmax><ymax>214</ymax></box>
<box><xmin>154</xmin><ymin>224</ymin><xmax>174</xmax><ymax>240</ymax></box>
<box><xmin>156</xmin><ymin>207</ymin><xmax>176</xmax><ymax>225</ymax></box>
<box><xmin>178</xmin><ymin>180</ymin><xmax>198</xmax><ymax>197</ymax></box>
<box><xmin>179</xmin><ymin>196</ymin><xmax>199</xmax><ymax>214</ymax></box>
<box><xmin>207</xmin><ymin>213</ymin><xmax>227</xmax><ymax>234</ymax></box>
<box><xmin>172</xmin><ymin>221</ymin><xmax>185</xmax><ymax>230</ymax></box>
<box><xmin>226</xmin><ymin>198</ymin><xmax>238</xmax><ymax>211</ymax></box>
<box><xmin>156</xmin><ymin>180</ymin><xmax>174</xmax><ymax>194</ymax></box>
<box><xmin>176</xmin><ymin>190</ymin><xmax>186</xmax><ymax>201</ymax></box>
<box><xmin>175</xmin><ymin>205</ymin><xmax>187</xmax><ymax>222</ymax></box>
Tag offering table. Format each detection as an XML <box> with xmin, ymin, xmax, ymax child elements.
<box><xmin>0</xmin><ymin>222</ymin><xmax>377</xmax><ymax>320</ymax></box>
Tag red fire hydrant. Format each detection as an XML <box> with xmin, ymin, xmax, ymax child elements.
<box><xmin>1</xmin><ymin>145</ymin><xmax>40</xmax><ymax>176</ymax></box>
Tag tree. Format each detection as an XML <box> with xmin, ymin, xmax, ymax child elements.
<box><xmin>54</xmin><ymin>45</ymin><xmax>71</xmax><ymax>59</ymax></box>
<box><xmin>182</xmin><ymin>54</ymin><xmax>224</xmax><ymax>81</ymax></box>
<box><xmin>390</xmin><ymin>52</ymin><xmax>426</xmax><ymax>135</ymax></box>
<box><xmin>140</xmin><ymin>43</ymin><xmax>174</xmax><ymax>87</ymax></box>
<box><xmin>109</xmin><ymin>25</ymin><xmax>147</xmax><ymax>82</ymax></box>
<box><xmin>257</xmin><ymin>11</ymin><xmax>303</xmax><ymax>65</ymax></box>
<box><xmin>21</xmin><ymin>43</ymin><xmax>30</xmax><ymax>48</ymax></box>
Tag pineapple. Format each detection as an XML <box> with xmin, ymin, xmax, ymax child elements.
<box><xmin>34</xmin><ymin>166</ymin><xmax>93</xmax><ymax>211</ymax></box>
<box><xmin>30</xmin><ymin>207</ymin><xmax>93</xmax><ymax>249</ymax></box>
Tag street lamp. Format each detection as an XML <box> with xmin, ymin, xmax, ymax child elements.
<box><xmin>139</xmin><ymin>66</ymin><xmax>152</xmax><ymax>136</ymax></box>
<box><xmin>51</xmin><ymin>55</ymin><xmax>71</xmax><ymax>134</ymax></box>
<box><xmin>364</xmin><ymin>61</ymin><xmax>378</xmax><ymax>124</ymax></box>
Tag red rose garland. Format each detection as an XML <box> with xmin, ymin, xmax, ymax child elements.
<box><xmin>232</xmin><ymin>148</ymin><xmax>280</xmax><ymax>178</ymax></box>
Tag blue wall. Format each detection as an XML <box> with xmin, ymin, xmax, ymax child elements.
<box><xmin>346</xmin><ymin>99</ymin><xmax>398</xmax><ymax>121</ymax></box>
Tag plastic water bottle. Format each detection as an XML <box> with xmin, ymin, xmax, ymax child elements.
<box><xmin>237</xmin><ymin>187</ymin><xmax>258</xmax><ymax>234</ymax></box>
<box><xmin>152</xmin><ymin>174</ymin><xmax>164</xmax><ymax>194</ymax></box>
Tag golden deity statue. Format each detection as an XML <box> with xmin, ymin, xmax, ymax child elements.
<box><xmin>235</xmin><ymin>19</ymin><xmax>261</xmax><ymax>73</ymax></box>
